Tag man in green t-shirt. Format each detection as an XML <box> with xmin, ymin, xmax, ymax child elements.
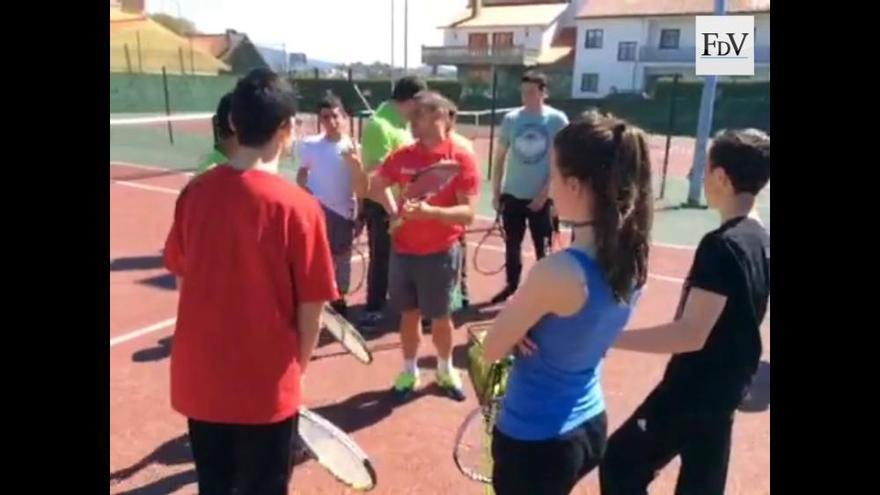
<box><xmin>197</xmin><ymin>93</ymin><xmax>238</xmax><ymax>175</ymax></box>
<box><xmin>355</xmin><ymin>76</ymin><xmax>426</xmax><ymax>330</ymax></box>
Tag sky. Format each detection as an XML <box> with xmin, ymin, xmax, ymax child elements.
<box><xmin>149</xmin><ymin>0</ymin><xmax>469</xmax><ymax>66</ymax></box>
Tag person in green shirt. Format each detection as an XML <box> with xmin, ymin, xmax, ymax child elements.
<box><xmin>355</xmin><ymin>76</ymin><xmax>427</xmax><ymax>330</ymax></box>
<box><xmin>197</xmin><ymin>92</ymin><xmax>238</xmax><ymax>175</ymax></box>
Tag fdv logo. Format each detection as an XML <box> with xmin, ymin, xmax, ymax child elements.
<box><xmin>695</xmin><ymin>15</ymin><xmax>755</xmax><ymax>76</ymax></box>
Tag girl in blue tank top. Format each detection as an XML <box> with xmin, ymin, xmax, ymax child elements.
<box><xmin>482</xmin><ymin>114</ymin><xmax>654</xmax><ymax>495</ymax></box>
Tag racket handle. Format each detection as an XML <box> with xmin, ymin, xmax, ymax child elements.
<box><xmin>388</xmin><ymin>217</ymin><xmax>403</xmax><ymax>235</ymax></box>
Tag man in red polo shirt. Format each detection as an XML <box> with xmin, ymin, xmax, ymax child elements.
<box><xmin>368</xmin><ymin>90</ymin><xmax>480</xmax><ymax>402</ymax></box>
<box><xmin>163</xmin><ymin>68</ymin><xmax>338</xmax><ymax>495</ymax></box>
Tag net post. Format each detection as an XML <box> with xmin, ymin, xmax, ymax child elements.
<box><xmin>486</xmin><ymin>66</ymin><xmax>498</xmax><ymax>181</ymax></box>
<box><xmin>189</xmin><ymin>35</ymin><xmax>195</xmax><ymax>74</ymax></box>
<box><xmin>123</xmin><ymin>43</ymin><xmax>133</xmax><ymax>74</ymax></box>
<box><xmin>136</xmin><ymin>31</ymin><xmax>143</xmax><ymax>73</ymax></box>
<box><xmin>161</xmin><ymin>67</ymin><xmax>175</xmax><ymax>145</ymax></box>
<box><xmin>660</xmin><ymin>73</ymin><xmax>679</xmax><ymax>200</ymax></box>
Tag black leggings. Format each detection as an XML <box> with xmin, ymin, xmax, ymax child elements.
<box><xmin>599</xmin><ymin>392</ymin><xmax>734</xmax><ymax>495</ymax></box>
<box><xmin>499</xmin><ymin>194</ymin><xmax>554</xmax><ymax>288</ymax></box>
<box><xmin>363</xmin><ymin>199</ymin><xmax>391</xmax><ymax>312</ymax></box>
<box><xmin>188</xmin><ymin>415</ymin><xmax>298</xmax><ymax>495</ymax></box>
<box><xmin>492</xmin><ymin>412</ymin><xmax>608</xmax><ymax>495</ymax></box>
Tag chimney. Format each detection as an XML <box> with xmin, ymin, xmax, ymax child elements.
<box><xmin>472</xmin><ymin>0</ymin><xmax>482</xmax><ymax>19</ymax></box>
<box><xmin>120</xmin><ymin>0</ymin><xmax>145</xmax><ymax>14</ymax></box>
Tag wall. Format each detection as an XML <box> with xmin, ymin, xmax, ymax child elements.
<box><xmin>572</xmin><ymin>17</ymin><xmax>645</xmax><ymax>97</ymax></box>
<box><xmin>646</xmin><ymin>16</ymin><xmax>694</xmax><ymax>49</ymax></box>
<box><xmin>444</xmin><ymin>26</ymin><xmax>543</xmax><ymax>50</ymax></box>
<box><xmin>572</xmin><ymin>14</ymin><xmax>771</xmax><ymax>97</ymax></box>
<box><xmin>755</xmin><ymin>14</ymin><xmax>770</xmax><ymax>46</ymax></box>
<box><xmin>541</xmin><ymin>20</ymin><xmax>559</xmax><ymax>50</ymax></box>
<box><xmin>559</xmin><ymin>0</ymin><xmax>587</xmax><ymax>27</ymax></box>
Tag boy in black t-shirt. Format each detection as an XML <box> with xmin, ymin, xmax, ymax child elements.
<box><xmin>600</xmin><ymin>129</ymin><xmax>770</xmax><ymax>495</ymax></box>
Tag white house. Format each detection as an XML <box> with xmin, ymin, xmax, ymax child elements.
<box><xmin>571</xmin><ymin>0</ymin><xmax>770</xmax><ymax>98</ymax></box>
<box><xmin>422</xmin><ymin>1</ymin><xmax>582</xmax><ymax>99</ymax></box>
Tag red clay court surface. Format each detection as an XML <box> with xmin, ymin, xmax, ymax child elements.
<box><xmin>110</xmin><ymin>161</ymin><xmax>769</xmax><ymax>494</ymax></box>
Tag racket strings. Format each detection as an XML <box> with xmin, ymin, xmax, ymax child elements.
<box><xmin>405</xmin><ymin>166</ymin><xmax>460</xmax><ymax>200</ymax></box>
<box><xmin>349</xmin><ymin>238</ymin><xmax>367</xmax><ymax>295</ymax></box>
<box><xmin>473</xmin><ymin>211</ymin><xmax>506</xmax><ymax>276</ymax></box>
<box><xmin>299</xmin><ymin>408</ymin><xmax>376</xmax><ymax>491</ymax></box>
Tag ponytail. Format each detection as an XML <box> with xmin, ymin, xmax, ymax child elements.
<box><xmin>554</xmin><ymin>116</ymin><xmax>653</xmax><ymax>302</ymax></box>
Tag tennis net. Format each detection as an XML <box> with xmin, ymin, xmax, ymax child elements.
<box><xmin>109</xmin><ymin>113</ymin><xmax>299</xmax><ymax>176</ymax></box>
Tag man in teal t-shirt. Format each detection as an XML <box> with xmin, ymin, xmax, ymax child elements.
<box><xmin>490</xmin><ymin>71</ymin><xmax>569</xmax><ymax>304</ymax></box>
<box><xmin>356</xmin><ymin>76</ymin><xmax>426</xmax><ymax>330</ymax></box>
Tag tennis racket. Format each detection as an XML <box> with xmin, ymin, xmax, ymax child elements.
<box><xmin>388</xmin><ymin>161</ymin><xmax>461</xmax><ymax>234</ymax></box>
<box><xmin>298</xmin><ymin>407</ymin><xmax>377</xmax><ymax>491</ymax></box>
<box><xmin>474</xmin><ymin>210</ymin><xmax>506</xmax><ymax>276</ymax></box>
<box><xmin>352</xmin><ymin>83</ymin><xmax>374</xmax><ymax>114</ymax></box>
<box><xmin>453</xmin><ymin>325</ymin><xmax>514</xmax><ymax>487</ymax></box>
<box><xmin>322</xmin><ymin>304</ymin><xmax>372</xmax><ymax>365</ymax></box>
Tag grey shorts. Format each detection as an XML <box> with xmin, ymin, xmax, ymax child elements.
<box><xmin>389</xmin><ymin>244</ymin><xmax>461</xmax><ymax>320</ymax></box>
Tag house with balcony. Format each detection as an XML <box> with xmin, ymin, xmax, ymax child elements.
<box><xmin>423</xmin><ymin>0</ymin><xmax>584</xmax><ymax>102</ymax></box>
<box><xmin>572</xmin><ymin>0</ymin><xmax>770</xmax><ymax>98</ymax></box>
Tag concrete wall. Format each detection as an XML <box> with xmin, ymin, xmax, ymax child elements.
<box><xmin>572</xmin><ymin>13</ymin><xmax>771</xmax><ymax>97</ymax></box>
<box><xmin>572</xmin><ymin>17</ymin><xmax>645</xmax><ymax>97</ymax></box>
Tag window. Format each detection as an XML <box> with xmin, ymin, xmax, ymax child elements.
<box><xmin>584</xmin><ymin>29</ymin><xmax>603</xmax><ymax>49</ymax></box>
<box><xmin>581</xmin><ymin>73</ymin><xmax>599</xmax><ymax>93</ymax></box>
<box><xmin>659</xmin><ymin>29</ymin><xmax>680</xmax><ymax>49</ymax></box>
<box><xmin>492</xmin><ymin>32</ymin><xmax>514</xmax><ymax>47</ymax></box>
<box><xmin>468</xmin><ymin>33</ymin><xmax>489</xmax><ymax>48</ymax></box>
<box><xmin>618</xmin><ymin>41</ymin><xmax>637</xmax><ymax>61</ymax></box>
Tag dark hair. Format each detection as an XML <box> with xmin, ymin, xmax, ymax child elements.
<box><xmin>391</xmin><ymin>76</ymin><xmax>427</xmax><ymax>102</ymax></box>
<box><xmin>230</xmin><ymin>68</ymin><xmax>297</xmax><ymax>148</ymax></box>
<box><xmin>578</xmin><ymin>106</ymin><xmax>602</xmax><ymax>124</ymax></box>
<box><xmin>413</xmin><ymin>90</ymin><xmax>457</xmax><ymax>115</ymax></box>
<box><xmin>318</xmin><ymin>94</ymin><xmax>344</xmax><ymax>112</ymax></box>
<box><xmin>212</xmin><ymin>92</ymin><xmax>235</xmax><ymax>147</ymax></box>
<box><xmin>521</xmin><ymin>70</ymin><xmax>547</xmax><ymax>90</ymax></box>
<box><xmin>553</xmin><ymin>115</ymin><xmax>653</xmax><ymax>302</ymax></box>
<box><xmin>708</xmin><ymin>129</ymin><xmax>770</xmax><ymax>194</ymax></box>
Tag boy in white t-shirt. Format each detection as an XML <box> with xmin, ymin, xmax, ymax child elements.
<box><xmin>296</xmin><ymin>95</ymin><xmax>359</xmax><ymax>315</ymax></box>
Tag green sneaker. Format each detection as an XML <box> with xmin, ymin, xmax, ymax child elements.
<box><xmin>392</xmin><ymin>371</ymin><xmax>420</xmax><ymax>401</ymax></box>
<box><xmin>436</xmin><ymin>368</ymin><xmax>467</xmax><ymax>402</ymax></box>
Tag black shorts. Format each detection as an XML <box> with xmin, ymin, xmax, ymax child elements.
<box><xmin>491</xmin><ymin>412</ymin><xmax>607</xmax><ymax>495</ymax></box>
<box><xmin>388</xmin><ymin>244</ymin><xmax>461</xmax><ymax>320</ymax></box>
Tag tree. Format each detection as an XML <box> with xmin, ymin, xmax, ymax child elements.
<box><xmin>150</xmin><ymin>13</ymin><xmax>198</xmax><ymax>36</ymax></box>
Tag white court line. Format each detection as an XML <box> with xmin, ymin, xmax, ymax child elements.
<box><xmin>110</xmin><ymin>249</ymin><xmax>679</xmax><ymax>349</ymax></box>
<box><xmin>109</xmin><ymin>164</ymin><xmax>686</xmax><ymax>348</ymax></box>
<box><xmin>110</xmin><ymin>318</ymin><xmax>177</xmax><ymax>348</ymax></box>
<box><xmin>108</xmin><ymin>245</ymin><xmax>674</xmax><ymax>349</ymax></box>
<box><xmin>111</xmin><ymin>161</ymin><xmax>195</xmax><ymax>177</ymax></box>
<box><xmin>109</xmin><ymin>177</ymin><xmax>683</xmax><ymax>283</ymax></box>
<box><xmin>112</xmin><ymin>180</ymin><xmax>181</xmax><ymax>195</ymax></box>
<box><xmin>465</xmin><ymin>241</ymin><xmax>684</xmax><ymax>284</ymax></box>
<box><xmin>110</xmin><ymin>113</ymin><xmax>213</xmax><ymax>125</ymax></box>
<box><xmin>109</xmin><ymin>249</ymin><xmax>367</xmax><ymax>349</ymax></box>
<box><xmin>108</xmin><ymin>161</ymin><xmax>697</xmax><ymax>253</ymax></box>
<box><xmin>473</xmin><ymin>214</ymin><xmax>695</xmax><ymax>252</ymax></box>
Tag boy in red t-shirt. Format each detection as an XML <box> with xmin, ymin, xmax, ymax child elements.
<box><xmin>163</xmin><ymin>68</ymin><xmax>338</xmax><ymax>495</ymax></box>
<box><xmin>369</xmin><ymin>91</ymin><xmax>480</xmax><ymax>401</ymax></box>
